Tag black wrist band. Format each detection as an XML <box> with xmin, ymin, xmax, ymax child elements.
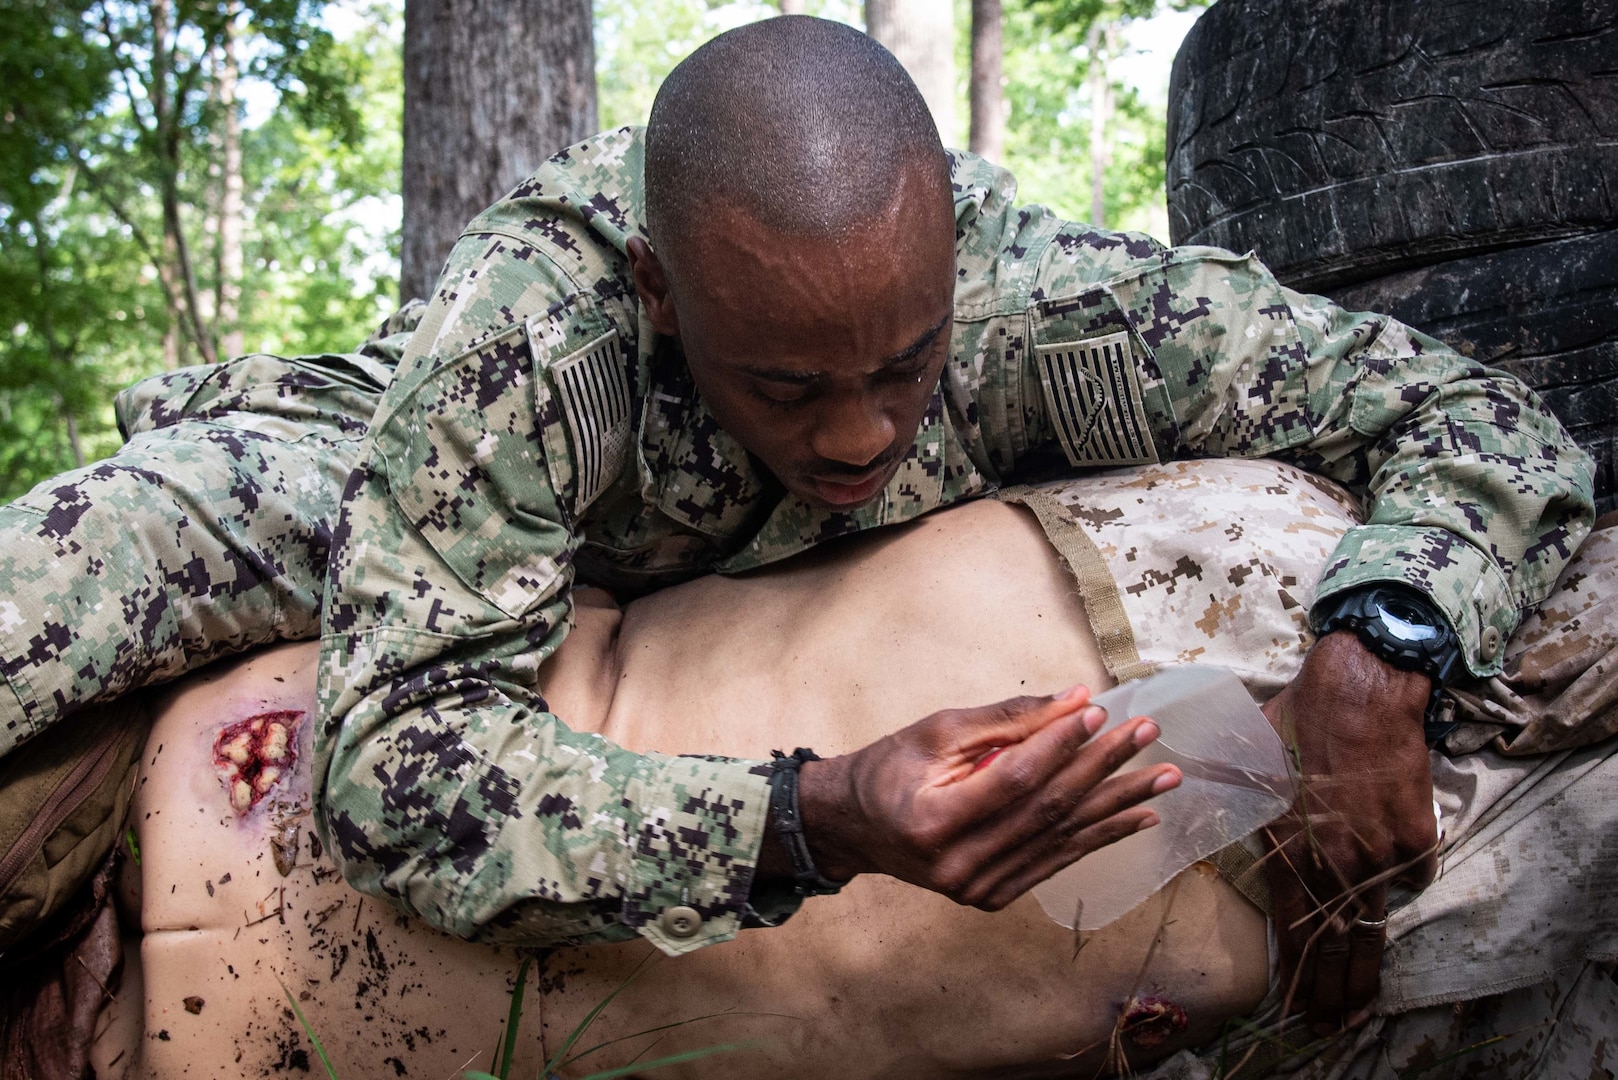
<box><xmin>767</xmin><ymin>748</ymin><xmax>847</xmax><ymax>898</ymax></box>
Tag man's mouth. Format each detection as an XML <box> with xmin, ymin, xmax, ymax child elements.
<box><xmin>805</xmin><ymin>462</ymin><xmax>897</xmax><ymax>508</ymax></box>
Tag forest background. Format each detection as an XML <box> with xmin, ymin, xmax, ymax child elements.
<box><xmin>1</xmin><ymin>0</ymin><xmax>1204</xmax><ymax>502</ymax></box>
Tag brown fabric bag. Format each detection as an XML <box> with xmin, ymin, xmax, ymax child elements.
<box><xmin>0</xmin><ymin>698</ymin><xmax>150</xmax><ymax>957</ymax></box>
<box><xmin>0</xmin><ymin>855</ymin><xmax>123</xmax><ymax>1080</ymax></box>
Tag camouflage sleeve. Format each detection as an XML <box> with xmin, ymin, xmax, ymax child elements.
<box><xmin>314</xmin><ymin>242</ymin><xmax>784</xmax><ymax>957</ymax></box>
<box><xmin>0</xmin><ymin>349</ymin><xmax>396</xmax><ymax>757</ymax></box>
<box><xmin>1028</xmin><ymin>244</ymin><xmax>1594</xmax><ymax>677</ymax></box>
<box><xmin>1278</xmin><ymin>281</ymin><xmax>1594</xmax><ymax>673</ymax></box>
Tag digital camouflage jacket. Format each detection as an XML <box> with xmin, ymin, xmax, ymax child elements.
<box><xmin>315</xmin><ymin>127</ymin><xmax>1593</xmax><ymax>956</ymax></box>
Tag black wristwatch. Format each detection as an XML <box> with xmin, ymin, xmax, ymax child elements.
<box><xmin>1314</xmin><ymin>585</ymin><xmax>1463</xmax><ymax>744</ymax></box>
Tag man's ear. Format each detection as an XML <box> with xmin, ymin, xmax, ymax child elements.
<box><xmin>627</xmin><ymin>237</ymin><xmax>679</xmax><ymax>337</ymax></box>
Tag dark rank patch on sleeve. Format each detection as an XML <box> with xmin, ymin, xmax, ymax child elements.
<box><xmin>1035</xmin><ymin>330</ymin><xmax>1160</xmax><ymax>468</ymax></box>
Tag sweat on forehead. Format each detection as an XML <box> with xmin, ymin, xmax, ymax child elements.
<box><xmin>644</xmin><ymin>15</ymin><xmax>952</xmax><ymax>258</ymax></box>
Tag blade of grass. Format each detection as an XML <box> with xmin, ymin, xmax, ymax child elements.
<box><xmin>577</xmin><ymin>1042</ymin><xmax>757</xmax><ymax>1080</ymax></box>
<box><xmin>540</xmin><ymin>954</ymin><xmax>654</xmax><ymax>1078</ymax></box>
<box><xmin>561</xmin><ymin>1011</ymin><xmax>800</xmax><ymax>1070</ymax></box>
<box><xmin>276</xmin><ymin>976</ymin><xmax>340</xmax><ymax>1080</ymax></box>
<box><xmin>494</xmin><ymin>955</ymin><xmax>533</xmax><ymax>1080</ymax></box>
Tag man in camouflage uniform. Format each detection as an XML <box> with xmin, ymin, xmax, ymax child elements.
<box><xmin>0</xmin><ymin>16</ymin><xmax>1593</xmax><ymax>1036</ymax></box>
<box><xmin>314</xmin><ymin>14</ymin><xmax>1590</xmax><ymax>1036</ymax></box>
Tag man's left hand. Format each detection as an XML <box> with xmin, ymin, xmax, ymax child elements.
<box><xmin>1261</xmin><ymin>631</ymin><xmax>1440</xmax><ymax>1034</ymax></box>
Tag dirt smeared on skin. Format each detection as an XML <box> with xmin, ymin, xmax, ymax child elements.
<box><xmin>213</xmin><ymin>710</ymin><xmax>303</xmax><ymax>814</ymax></box>
<box><xmin>1121</xmin><ymin>995</ymin><xmax>1189</xmax><ymax>1048</ymax></box>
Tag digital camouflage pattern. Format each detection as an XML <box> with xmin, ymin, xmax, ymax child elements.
<box><xmin>1012</xmin><ymin>458</ymin><xmax>1363</xmax><ymax>700</ymax></box>
<box><xmin>315</xmin><ymin>127</ymin><xmax>1592</xmax><ymax>955</ymax></box>
<box><xmin>0</xmin><ymin>307</ymin><xmax>419</xmax><ymax>758</ymax></box>
<box><xmin>1448</xmin><ymin>523</ymin><xmax>1618</xmax><ymax>755</ymax></box>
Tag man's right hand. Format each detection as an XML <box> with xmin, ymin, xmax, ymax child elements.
<box><xmin>792</xmin><ymin>686</ymin><xmax>1180</xmax><ymax>911</ymax></box>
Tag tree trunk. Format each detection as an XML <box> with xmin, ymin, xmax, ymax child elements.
<box><xmin>864</xmin><ymin>0</ymin><xmax>957</xmax><ymax>147</ymax></box>
<box><xmin>968</xmin><ymin>0</ymin><xmax>1003</xmax><ymax>162</ymax></box>
<box><xmin>1087</xmin><ymin>23</ymin><xmax>1116</xmax><ymax>227</ymax></box>
<box><xmin>401</xmin><ymin>0</ymin><xmax>598</xmax><ymax>304</ymax></box>
<box><xmin>216</xmin><ymin>11</ymin><xmax>245</xmax><ymax>361</ymax></box>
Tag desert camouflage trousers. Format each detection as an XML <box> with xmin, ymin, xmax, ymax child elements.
<box><xmin>1003</xmin><ymin>460</ymin><xmax>1617</xmax><ymax>1080</ymax></box>
<box><xmin>0</xmin><ymin>353</ymin><xmax>388</xmax><ymax>758</ymax></box>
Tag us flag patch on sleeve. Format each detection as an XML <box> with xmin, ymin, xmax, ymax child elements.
<box><xmin>550</xmin><ymin>330</ymin><xmax>632</xmax><ymax>516</ymax></box>
<box><xmin>1035</xmin><ymin>330</ymin><xmax>1160</xmax><ymax>468</ymax></box>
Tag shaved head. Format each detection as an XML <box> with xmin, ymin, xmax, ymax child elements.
<box><xmin>628</xmin><ymin>16</ymin><xmax>959</xmax><ymax>514</ymax></box>
<box><xmin>644</xmin><ymin>15</ymin><xmax>952</xmax><ymax>259</ymax></box>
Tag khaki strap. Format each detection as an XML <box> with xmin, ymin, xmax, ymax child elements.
<box><xmin>1207</xmin><ymin>842</ymin><xmax>1274</xmax><ymax>916</ymax></box>
<box><xmin>994</xmin><ymin>485</ymin><xmax>1152</xmax><ymax>684</ymax></box>
<box><xmin>996</xmin><ymin>485</ymin><xmax>1275</xmax><ymax>915</ymax></box>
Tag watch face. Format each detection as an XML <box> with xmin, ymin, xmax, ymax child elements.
<box><xmin>1377</xmin><ymin>592</ymin><xmax>1441</xmax><ymax>645</ymax></box>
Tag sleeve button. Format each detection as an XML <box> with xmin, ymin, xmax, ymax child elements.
<box><xmin>660</xmin><ymin>905</ymin><xmax>702</xmax><ymax>939</ymax></box>
<box><xmin>1480</xmin><ymin>625</ymin><xmax>1502</xmax><ymax>662</ymax></box>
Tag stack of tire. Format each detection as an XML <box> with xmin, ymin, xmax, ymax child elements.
<box><xmin>1166</xmin><ymin>0</ymin><xmax>1618</xmax><ymax>514</ymax></box>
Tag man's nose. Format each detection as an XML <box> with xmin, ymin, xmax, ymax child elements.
<box><xmin>810</xmin><ymin>392</ymin><xmax>896</xmax><ymax>468</ymax></box>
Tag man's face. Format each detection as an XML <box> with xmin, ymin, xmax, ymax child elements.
<box><xmin>641</xmin><ymin>168</ymin><xmax>957</xmax><ymax>511</ymax></box>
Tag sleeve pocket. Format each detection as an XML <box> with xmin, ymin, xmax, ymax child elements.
<box><xmin>380</xmin><ymin>325</ymin><xmax>575</xmax><ymax>621</ymax></box>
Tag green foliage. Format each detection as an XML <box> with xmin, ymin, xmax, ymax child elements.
<box><xmin>238</xmin><ymin>1</ymin><xmax>401</xmax><ymax>356</ymax></box>
<box><xmin>0</xmin><ymin>0</ymin><xmax>400</xmax><ymax>503</ymax></box>
<box><xmin>595</xmin><ymin>0</ymin><xmax>861</xmax><ymax>129</ymax></box>
<box><xmin>969</xmin><ymin>0</ymin><xmax>1209</xmax><ymax>235</ymax></box>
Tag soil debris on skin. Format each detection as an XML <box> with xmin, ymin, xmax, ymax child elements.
<box><xmin>183</xmin><ymin>996</ymin><xmax>205</xmax><ymax>1014</ymax></box>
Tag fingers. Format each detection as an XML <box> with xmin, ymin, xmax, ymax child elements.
<box><xmin>957</xmin><ymin>708</ymin><xmax>1152</xmax><ymax>813</ymax></box>
<box><xmin>975</xmin><ymin>758</ymin><xmax>1178</xmax><ymax>908</ymax></box>
<box><xmin>866</xmin><ymin>692</ymin><xmax>1181</xmax><ymax>910</ymax></box>
<box><xmin>1268</xmin><ymin>819</ymin><xmax>1395</xmax><ymax>1034</ymax></box>
<box><xmin>919</xmin><ymin>688</ymin><xmax>1101</xmax><ymax>792</ymax></box>
<box><xmin>963</xmin><ymin>716</ymin><xmax>1168</xmax><ymax>847</ymax></box>
<box><xmin>1343</xmin><ymin>884</ymin><xmax>1388</xmax><ymax>1025</ymax></box>
<box><xmin>1302</xmin><ymin>880</ymin><xmax>1387</xmax><ymax>1034</ymax></box>
<box><xmin>944</xmin><ymin>685</ymin><xmax>1097</xmax><ymax>756</ymax></box>
<box><xmin>972</xmin><ymin>804</ymin><xmax>1160</xmax><ymax>910</ymax></box>
<box><xmin>1266</xmin><ymin>837</ymin><xmax>1319</xmax><ymax>1014</ymax></box>
<box><xmin>941</xmin><ymin>730</ymin><xmax>1181</xmax><ymax>909</ymax></box>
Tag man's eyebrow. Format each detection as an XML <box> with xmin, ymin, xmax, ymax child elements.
<box><xmin>744</xmin><ymin>314</ymin><xmax>952</xmax><ymax>384</ymax></box>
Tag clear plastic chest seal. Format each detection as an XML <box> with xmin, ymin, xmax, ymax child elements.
<box><xmin>1032</xmin><ymin>666</ymin><xmax>1294</xmax><ymax>931</ymax></box>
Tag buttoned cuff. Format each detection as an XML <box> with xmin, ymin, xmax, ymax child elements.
<box><xmin>629</xmin><ymin>754</ymin><xmax>799</xmax><ymax>956</ymax></box>
<box><xmin>1310</xmin><ymin>524</ymin><xmax>1516</xmax><ymax>678</ymax></box>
